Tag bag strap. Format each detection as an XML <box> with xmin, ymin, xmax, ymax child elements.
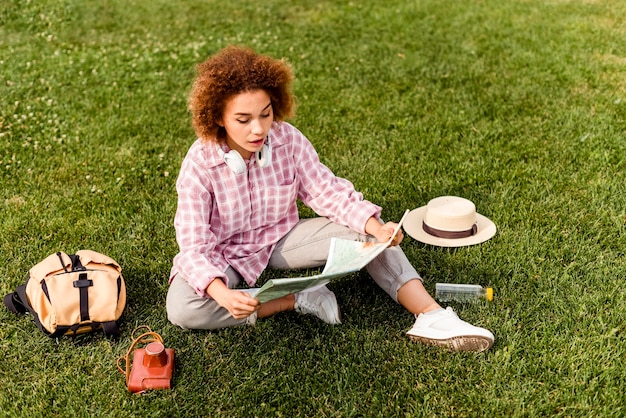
<box><xmin>116</xmin><ymin>326</ymin><xmax>164</xmax><ymax>386</ymax></box>
<box><xmin>67</xmin><ymin>254</ymin><xmax>92</xmax><ymax>324</ymax></box>
<box><xmin>57</xmin><ymin>252</ymin><xmax>70</xmax><ymax>273</ymax></box>
<box><xmin>51</xmin><ymin>322</ymin><xmax>119</xmax><ymax>338</ymax></box>
<box><xmin>4</xmin><ymin>285</ymin><xmax>28</xmax><ymax>315</ymax></box>
<box><xmin>102</xmin><ymin>321</ymin><xmax>120</xmax><ymax>337</ymax></box>
<box><xmin>4</xmin><ymin>284</ymin><xmax>51</xmax><ymax>336</ymax></box>
<box><xmin>73</xmin><ymin>271</ymin><xmax>93</xmax><ymax>322</ymax></box>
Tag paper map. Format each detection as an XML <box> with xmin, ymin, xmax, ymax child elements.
<box><xmin>252</xmin><ymin>210</ymin><xmax>409</xmax><ymax>303</ymax></box>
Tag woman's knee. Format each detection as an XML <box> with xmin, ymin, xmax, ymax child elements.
<box><xmin>166</xmin><ymin>294</ymin><xmax>195</xmax><ymax>329</ymax></box>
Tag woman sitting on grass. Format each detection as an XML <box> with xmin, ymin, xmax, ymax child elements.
<box><xmin>166</xmin><ymin>46</ymin><xmax>494</xmax><ymax>352</ymax></box>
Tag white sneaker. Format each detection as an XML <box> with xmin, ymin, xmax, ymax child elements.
<box><xmin>295</xmin><ymin>286</ymin><xmax>341</xmax><ymax>325</ymax></box>
<box><xmin>407</xmin><ymin>307</ymin><xmax>494</xmax><ymax>352</ymax></box>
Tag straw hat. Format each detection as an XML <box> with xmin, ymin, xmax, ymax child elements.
<box><xmin>403</xmin><ymin>196</ymin><xmax>496</xmax><ymax>247</ymax></box>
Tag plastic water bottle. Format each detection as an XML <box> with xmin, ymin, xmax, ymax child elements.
<box><xmin>435</xmin><ymin>283</ymin><xmax>493</xmax><ymax>302</ymax></box>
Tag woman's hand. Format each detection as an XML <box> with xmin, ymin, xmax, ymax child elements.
<box><xmin>365</xmin><ymin>217</ymin><xmax>404</xmax><ymax>246</ymax></box>
<box><xmin>206</xmin><ymin>279</ymin><xmax>260</xmax><ymax>319</ymax></box>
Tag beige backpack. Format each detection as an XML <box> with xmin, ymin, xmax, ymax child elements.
<box><xmin>4</xmin><ymin>250</ymin><xmax>126</xmax><ymax>337</ymax></box>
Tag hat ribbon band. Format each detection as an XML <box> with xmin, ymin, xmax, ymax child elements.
<box><xmin>422</xmin><ymin>222</ymin><xmax>478</xmax><ymax>239</ymax></box>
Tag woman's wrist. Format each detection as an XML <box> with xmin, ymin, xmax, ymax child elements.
<box><xmin>364</xmin><ymin>216</ymin><xmax>383</xmax><ymax>237</ymax></box>
<box><xmin>205</xmin><ymin>277</ymin><xmax>228</xmax><ymax>300</ymax></box>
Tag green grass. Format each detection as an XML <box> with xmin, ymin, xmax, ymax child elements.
<box><xmin>1</xmin><ymin>0</ymin><xmax>626</xmax><ymax>416</ymax></box>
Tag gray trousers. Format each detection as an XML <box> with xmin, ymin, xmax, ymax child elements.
<box><xmin>166</xmin><ymin>217</ymin><xmax>420</xmax><ymax>330</ymax></box>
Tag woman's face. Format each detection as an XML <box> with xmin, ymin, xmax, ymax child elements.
<box><xmin>221</xmin><ymin>89</ymin><xmax>274</xmax><ymax>159</ymax></box>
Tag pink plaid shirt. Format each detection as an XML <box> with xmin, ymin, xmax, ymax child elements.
<box><xmin>171</xmin><ymin>122</ymin><xmax>381</xmax><ymax>296</ymax></box>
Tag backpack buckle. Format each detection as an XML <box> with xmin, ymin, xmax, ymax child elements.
<box><xmin>73</xmin><ymin>272</ymin><xmax>93</xmax><ymax>288</ymax></box>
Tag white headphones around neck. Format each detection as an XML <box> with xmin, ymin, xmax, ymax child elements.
<box><xmin>217</xmin><ymin>141</ymin><xmax>272</xmax><ymax>174</ymax></box>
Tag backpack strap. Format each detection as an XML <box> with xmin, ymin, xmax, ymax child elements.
<box><xmin>57</xmin><ymin>252</ymin><xmax>70</xmax><ymax>273</ymax></box>
<box><xmin>4</xmin><ymin>284</ymin><xmax>51</xmax><ymax>336</ymax></box>
<box><xmin>49</xmin><ymin>326</ymin><xmax>71</xmax><ymax>338</ymax></box>
<box><xmin>66</xmin><ymin>253</ymin><xmax>91</xmax><ymax>323</ymax></box>
<box><xmin>73</xmin><ymin>272</ymin><xmax>93</xmax><ymax>322</ymax></box>
<box><xmin>102</xmin><ymin>321</ymin><xmax>120</xmax><ymax>337</ymax></box>
<box><xmin>4</xmin><ymin>285</ymin><xmax>29</xmax><ymax>315</ymax></box>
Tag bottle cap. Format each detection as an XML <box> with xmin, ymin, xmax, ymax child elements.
<box><xmin>486</xmin><ymin>287</ymin><xmax>494</xmax><ymax>302</ymax></box>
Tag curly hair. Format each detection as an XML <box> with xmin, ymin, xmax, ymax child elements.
<box><xmin>189</xmin><ymin>46</ymin><xmax>296</xmax><ymax>143</ymax></box>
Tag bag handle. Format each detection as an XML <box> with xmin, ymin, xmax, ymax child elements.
<box><xmin>116</xmin><ymin>326</ymin><xmax>165</xmax><ymax>386</ymax></box>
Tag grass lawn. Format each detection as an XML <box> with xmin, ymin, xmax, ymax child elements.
<box><xmin>1</xmin><ymin>0</ymin><xmax>625</xmax><ymax>416</ymax></box>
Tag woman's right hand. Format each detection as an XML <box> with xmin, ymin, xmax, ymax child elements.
<box><xmin>206</xmin><ymin>278</ymin><xmax>260</xmax><ymax>319</ymax></box>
